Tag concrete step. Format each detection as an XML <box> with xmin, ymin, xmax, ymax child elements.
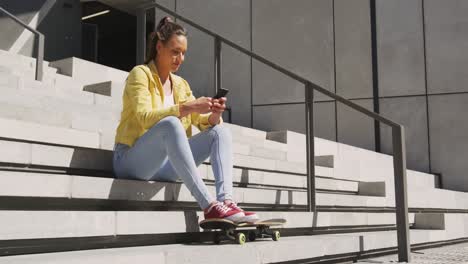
<box><xmin>0</xmin><ymin>72</ymin><xmax>121</xmax><ymax>107</ymax></box>
<box><xmin>0</xmin><ymin>118</ymin><xmax>441</xmax><ymax>200</ymax></box>
<box><xmin>0</xmin><ymin>49</ymin><xmax>58</xmax><ymax>76</ymax></box>
<box><xmin>0</xmin><ymin>79</ymin><xmax>303</xmax><ymax>161</ymax></box>
<box><xmin>50</xmin><ymin>57</ymin><xmax>129</xmax><ymax>85</ymax></box>
<box><xmin>0</xmin><ymin>81</ymin><xmax>120</xmax><ymax>118</ymax></box>
<box><xmin>0</xmin><ymin>101</ymin><xmax>291</xmax><ymax>161</ymax></box>
<box><xmin>3</xmin><ymin>168</ymin><xmax>465</xmax><ymax>211</ymax></box>
<box><xmin>0</xmin><ymin>170</ymin><xmax>391</xmax><ymax>209</ymax></box>
<box><xmin>0</xmin><ymin>118</ymin><xmax>100</xmax><ymax>149</ymax></box>
<box><xmin>81</xmin><ymin>83</ymin><xmax>293</xmax><ymax>156</ymax></box>
<box><xmin>268</xmin><ymin>130</ymin><xmax>439</xmax><ymax>190</ymax></box>
<box><xmin>0</xmin><ymin>147</ymin><xmax>348</xmax><ymax>193</ymax></box>
<box><xmin>1</xmin><ymin>228</ymin><xmax>467</xmax><ymax>264</ymax></box>
<box><xmin>0</xmin><ymin>208</ymin><xmax>421</xmax><ymax>241</ymax></box>
<box><xmin>0</xmin><ymin>117</ymin><xmax>333</xmax><ymax>172</ymax></box>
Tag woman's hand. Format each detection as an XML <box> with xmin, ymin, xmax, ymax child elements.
<box><xmin>211</xmin><ymin>97</ymin><xmax>227</xmax><ymax>114</ymax></box>
<box><xmin>208</xmin><ymin>97</ymin><xmax>226</xmax><ymax>125</ymax></box>
<box><xmin>180</xmin><ymin>96</ymin><xmax>212</xmax><ymax>117</ymax></box>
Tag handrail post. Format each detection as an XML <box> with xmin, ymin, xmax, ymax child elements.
<box><xmin>0</xmin><ymin>6</ymin><xmax>45</xmax><ymax>82</ymax></box>
<box><xmin>214</xmin><ymin>36</ymin><xmax>222</xmax><ymax>94</ymax></box>
<box><xmin>305</xmin><ymin>83</ymin><xmax>316</xmax><ymax>212</ymax></box>
<box><xmin>392</xmin><ymin>125</ymin><xmax>411</xmax><ymax>262</ymax></box>
<box><xmin>35</xmin><ymin>34</ymin><xmax>44</xmax><ymax>81</ymax></box>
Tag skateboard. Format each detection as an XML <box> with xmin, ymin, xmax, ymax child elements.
<box><xmin>199</xmin><ymin>218</ymin><xmax>287</xmax><ymax>245</ymax></box>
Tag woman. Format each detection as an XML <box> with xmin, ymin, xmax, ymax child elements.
<box><xmin>113</xmin><ymin>16</ymin><xmax>258</xmax><ymax>223</ymax></box>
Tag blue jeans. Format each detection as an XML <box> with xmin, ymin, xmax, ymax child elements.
<box><xmin>112</xmin><ymin>116</ymin><xmax>233</xmax><ymax>210</ymax></box>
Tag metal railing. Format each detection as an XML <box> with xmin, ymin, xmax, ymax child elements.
<box><xmin>0</xmin><ymin>6</ymin><xmax>45</xmax><ymax>81</ymax></box>
<box><xmin>137</xmin><ymin>2</ymin><xmax>411</xmax><ymax>262</ymax></box>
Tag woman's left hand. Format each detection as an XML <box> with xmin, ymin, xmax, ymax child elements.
<box><xmin>208</xmin><ymin>97</ymin><xmax>226</xmax><ymax>125</ymax></box>
<box><xmin>211</xmin><ymin>97</ymin><xmax>227</xmax><ymax>113</ymax></box>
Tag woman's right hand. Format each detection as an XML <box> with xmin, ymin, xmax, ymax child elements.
<box><xmin>180</xmin><ymin>97</ymin><xmax>213</xmax><ymax>117</ymax></box>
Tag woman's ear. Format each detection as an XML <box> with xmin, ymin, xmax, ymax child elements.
<box><xmin>156</xmin><ymin>41</ymin><xmax>163</xmax><ymax>54</ymax></box>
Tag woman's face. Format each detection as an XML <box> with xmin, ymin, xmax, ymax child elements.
<box><xmin>156</xmin><ymin>34</ymin><xmax>187</xmax><ymax>73</ymax></box>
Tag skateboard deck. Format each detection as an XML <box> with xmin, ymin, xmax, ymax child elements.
<box><xmin>199</xmin><ymin>218</ymin><xmax>286</xmax><ymax>244</ymax></box>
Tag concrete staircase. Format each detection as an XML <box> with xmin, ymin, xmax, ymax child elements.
<box><xmin>0</xmin><ymin>49</ymin><xmax>467</xmax><ymax>263</ymax></box>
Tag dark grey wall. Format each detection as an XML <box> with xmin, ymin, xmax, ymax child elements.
<box><xmin>0</xmin><ymin>0</ymin><xmax>81</xmax><ymax>60</ymax></box>
<box><xmin>154</xmin><ymin>0</ymin><xmax>252</xmax><ymax>127</ymax></box>
<box><xmin>151</xmin><ymin>0</ymin><xmax>468</xmax><ymax>192</ymax></box>
<box><xmin>424</xmin><ymin>0</ymin><xmax>468</xmax><ymax>191</ymax></box>
<box><xmin>0</xmin><ymin>0</ymin><xmax>47</xmax><ymax>50</ymax></box>
<box><xmin>4</xmin><ymin>0</ymin><xmax>463</xmax><ymax>190</ymax></box>
<box><xmin>37</xmin><ymin>0</ymin><xmax>82</xmax><ymax>61</ymax></box>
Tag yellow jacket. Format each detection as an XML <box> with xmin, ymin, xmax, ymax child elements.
<box><xmin>114</xmin><ymin>60</ymin><xmax>223</xmax><ymax>147</ymax></box>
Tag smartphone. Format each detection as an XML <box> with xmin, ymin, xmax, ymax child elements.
<box><xmin>213</xmin><ymin>88</ymin><xmax>229</xmax><ymax>99</ymax></box>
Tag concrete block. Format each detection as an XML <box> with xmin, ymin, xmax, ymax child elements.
<box><xmin>53</xmin><ymin>73</ymin><xmax>83</xmax><ymax>91</ymax></box>
<box><xmin>224</xmin><ymin>123</ymin><xmax>266</xmax><ymax>139</ymax></box>
<box><xmin>50</xmin><ymin>57</ymin><xmax>128</xmax><ymax>85</ymax></box>
<box><xmin>0</xmin><ymin>85</ymin><xmax>121</xmax><ymax>121</ymax></box>
<box><xmin>0</xmin><ymin>171</ymin><xmax>70</xmax><ymax>198</ymax></box>
<box><xmin>94</xmin><ymin>93</ymin><xmax>122</xmax><ymax>109</ymax></box>
<box><xmin>116</xmin><ymin>211</ymin><xmax>198</xmax><ymax>234</ymax></box>
<box><xmin>0</xmin><ymin>72</ymin><xmax>21</xmax><ymax>88</ymax></box>
<box><xmin>0</xmin><ymin>102</ymin><xmax>72</xmax><ymax>128</ymax></box>
<box><xmin>0</xmin><ymin>117</ymin><xmax>100</xmax><ymax>148</ymax></box>
<box><xmin>31</xmin><ymin>143</ymin><xmax>113</xmax><ymax>171</ymax></box>
<box><xmin>0</xmin><ymin>211</ymin><xmax>115</xmax><ymax>239</ymax></box>
<box><xmin>275</xmin><ymin>159</ymin><xmax>306</xmax><ymax>174</ymax></box>
<box><xmin>249</xmin><ymin>146</ymin><xmax>286</xmax><ymax>161</ymax></box>
<box><xmin>71</xmin><ymin>176</ymin><xmax>174</xmax><ymax>202</ymax></box>
<box><xmin>407</xmin><ymin>170</ymin><xmax>436</xmax><ymax>189</ymax></box>
<box><xmin>0</xmin><ymin>140</ymin><xmax>31</xmax><ymax>164</ymax></box>
<box><xmin>101</xmin><ymin>131</ymin><xmax>116</xmax><ymax>151</ymax></box>
<box><xmin>241</xmin><ymin>187</ymin><xmax>306</xmax><ymax>205</ymax></box>
<box><xmin>232</xmin><ymin>154</ymin><xmax>276</xmax><ymax>171</ymax></box>
<box><xmin>173</xmin><ymin>184</ymin><xmax>244</xmax><ymax>204</ymax></box>
<box><xmin>232</xmin><ymin>142</ymin><xmax>250</xmax><ymax>155</ymax></box>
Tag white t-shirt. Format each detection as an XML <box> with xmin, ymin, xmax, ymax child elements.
<box><xmin>163</xmin><ymin>89</ymin><xmax>175</xmax><ymax>108</ymax></box>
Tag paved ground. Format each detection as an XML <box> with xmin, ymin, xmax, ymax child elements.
<box><xmin>357</xmin><ymin>242</ymin><xmax>468</xmax><ymax>264</ymax></box>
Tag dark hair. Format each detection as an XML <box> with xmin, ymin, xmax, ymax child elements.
<box><xmin>144</xmin><ymin>16</ymin><xmax>188</xmax><ymax>64</ymax></box>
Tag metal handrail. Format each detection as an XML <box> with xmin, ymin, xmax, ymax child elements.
<box><xmin>139</xmin><ymin>2</ymin><xmax>411</xmax><ymax>262</ymax></box>
<box><xmin>0</xmin><ymin>6</ymin><xmax>45</xmax><ymax>81</ymax></box>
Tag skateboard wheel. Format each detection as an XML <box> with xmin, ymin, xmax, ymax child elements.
<box><xmin>248</xmin><ymin>231</ymin><xmax>256</xmax><ymax>242</ymax></box>
<box><xmin>272</xmin><ymin>231</ymin><xmax>280</xmax><ymax>241</ymax></box>
<box><xmin>236</xmin><ymin>233</ymin><xmax>246</xmax><ymax>245</ymax></box>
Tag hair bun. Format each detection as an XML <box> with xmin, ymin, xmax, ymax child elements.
<box><xmin>164</xmin><ymin>16</ymin><xmax>173</xmax><ymax>24</ymax></box>
<box><xmin>157</xmin><ymin>16</ymin><xmax>173</xmax><ymax>31</ymax></box>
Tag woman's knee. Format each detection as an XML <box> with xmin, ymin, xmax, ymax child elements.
<box><xmin>156</xmin><ymin>116</ymin><xmax>185</xmax><ymax>133</ymax></box>
<box><xmin>208</xmin><ymin>125</ymin><xmax>232</xmax><ymax>142</ymax></box>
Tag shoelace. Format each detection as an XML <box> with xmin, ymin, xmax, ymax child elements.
<box><xmin>215</xmin><ymin>203</ymin><xmax>231</xmax><ymax>214</ymax></box>
<box><xmin>228</xmin><ymin>202</ymin><xmax>244</xmax><ymax>212</ymax></box>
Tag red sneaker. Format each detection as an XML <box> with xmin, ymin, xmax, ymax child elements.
<box><xmin>204</xmin><ymin>202</ymin><xmax>245</xmax><ymax>222</ymax></box>
<box><xmin>226</xmin><ymin>202</ymin><xmax>259</xmax><ymax>223</ymax></box>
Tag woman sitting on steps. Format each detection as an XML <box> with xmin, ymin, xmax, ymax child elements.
<box><xmin>112</xmin><ymin>16</ymin><xmax>258</xmax><ymax>223</ymax></box>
